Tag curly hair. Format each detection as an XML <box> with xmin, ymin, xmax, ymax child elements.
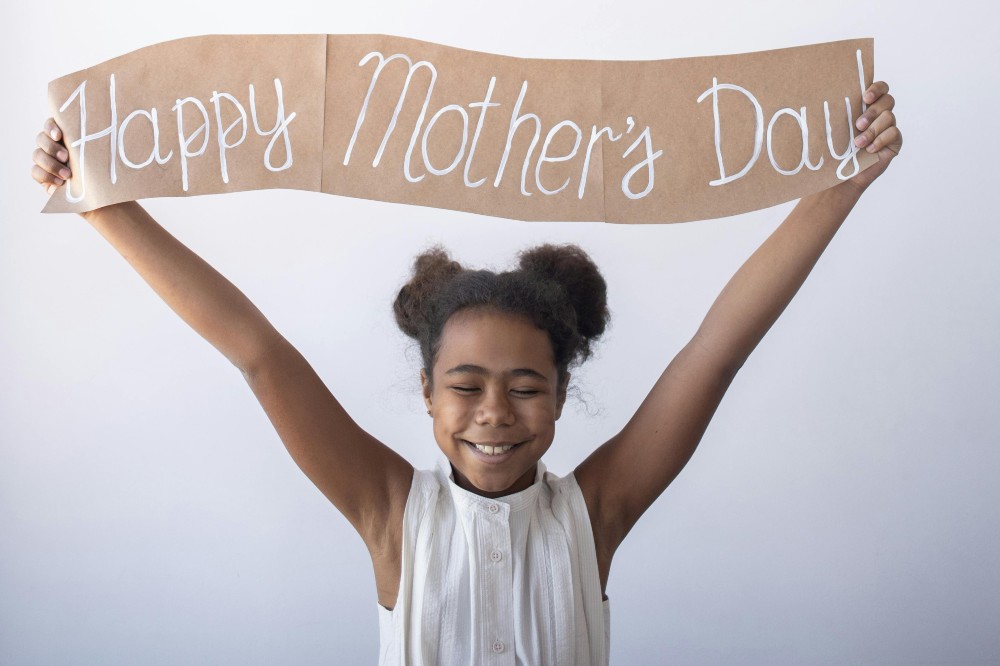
<box><xmin>393</xmin><ymin>244</ymin><xmax>610</xmax><ymax>385</ymax></box>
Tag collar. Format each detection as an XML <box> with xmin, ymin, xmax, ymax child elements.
<box><xmin>436</xmin><ymin>456</ymin><xmax>546</xmax><ymax>516</ymax></box>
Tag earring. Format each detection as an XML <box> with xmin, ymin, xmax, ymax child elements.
<box><xmin>426</xmin><ymin>409</ymin><xmax>432</xmax><ymax>416</ymax></box>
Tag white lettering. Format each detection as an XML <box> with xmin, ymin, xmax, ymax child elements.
<box><xmin>825</xmin><ymin>97</ymin><xmax>860</xmax><ymax>180</ymax></box>
<box><xmin>766</xmin><ymin>107</ymin><xmax>823</xmax><ymax>176</ymax></box>
<box><xmin>118</xmin><ymin>108</ymin><xmax>173</xmax><ymax>170</ymax></box>
<box><xmin>535</xmin><ymin>120</ymin><xmax>582</xmax><ymax>196</ymax></box>
<box><xmin>464</xmin><ymin>76</ymin><xmax>500</xmax><ymax>188</ymax></box>
<box><xmin>621</xmin><ymin>126</ymin><xmax>662</xmax><ymax>200</ymax></box>
<box><xmin>172</xmin><ymin>96</ymin><xmax>209</xmax><ymax>192</ymax></box>
<box><xmin>249</xmin><ymin>78</ymin><xmax>296</xmax><ymax>173</ymax></box>
<box><xmin>343</xmin><ymin>52</ymin><xmax>436</xmax><ymax>183</ymax></box>
<box><xmin>578</xmin><ymin>125</ymin><xmax>622</xmax><ymax>200</ymax></box>
<box><xmin>58</xmin><ymin>76</ymin><xmax>119</xmax><ymax>202</ymax></box>
<box><xmin>697</xmin><ymin>77</ymin><xmax>764</xmax><ymax>186</ymax></box>
<box><xmin>210</xmin><ymin>91</ymin><xmax>248</xmax><ymax>183</ymax></box>
<box><xmin>421</xmin><ymin>104</ymin><xmax>469</xmax><ymax>176</ymax></box>
<box><xmin>494</xmin><ymin>81</ymin><xmax>541</xmax><ymax>196</ymax></box>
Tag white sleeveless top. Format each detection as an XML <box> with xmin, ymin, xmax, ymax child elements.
<box><xmin>377</xmin><ymin>457</ymin><xmax>610</xmax><ymax>665</ymax></box>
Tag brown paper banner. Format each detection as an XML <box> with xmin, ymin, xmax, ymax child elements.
<box><xmin>43</xmin><ymin>34</ymin><xmax>876</xmax><ymax>223</ymax></box>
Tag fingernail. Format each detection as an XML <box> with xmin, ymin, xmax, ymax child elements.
<box><xmin>57</xmin><ymin>150</ymin><xmax>67</xmax><ymax>161</ymax></box>
<box><xmin>54</xmin><ymin>178</ymin><xmax>63</xmax><ymax>186</ymax></box>
<box><xmin>854</xmin><ymin>135</ymin><xmax>868</xmax><ymax>147</ymax></box>
<box><xmin>856</xmin><ymin>117</ymin><xmax>868</xmax><ymax>130</ymax></box>
<box><xmin>50</xmin><ymin>129</ymin><xmax>60</xmax><ymax>140</ymax></box>
<box><xmin>47</xmin><ymin>184</ymin><xmax>56</xmax><ymax>195</ymax></box>
<box><xmin>864</xmin><ymin>92</ymin><xmax>874</xmax><ymax>103</ymax></box>
<box><xmin>866</xmin><ymin>144</ymin><xmax>877</xmax><ymax>153</ymax></box>
<box><xmin>59</xmin><ymin>167</ymin><xmax>71</xmax><ymax>179</ymax></box>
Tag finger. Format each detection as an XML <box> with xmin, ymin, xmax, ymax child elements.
<box><xmin>855</xmin><ymin>109</ymin><xmax>896</xmax><ymax>150</ymax></box>
<box><xmin>43</xmin><ymin>117</ymin><xmax>64</xmax><ymax>143</ymax></box>
<box><xmin>863</xmin><ymin>81</ymin><xmax>890</xmax><ymax>106</ymax></box>
<box><xmin>36</xmin><ymin>131</ymin><xmax>68</xmax><ymax>162</ymax></box>
<box><xmin>33</xmin><ymin>147</ymin><xmax>72</xmax><ymax>181</ymax></box>
<box><xmin>856</xmin><ymin>93</ymin><xmax>895</xmax><ymax>132</ymax></box>
<box><xmin>869</xmin><ymin>125</ymin><xmax>902</xmax><ymax>157</ymax></box>
<box><xmin>32</xmin><ymin>164</ymin><xmax>65</xmax><ymax>192</ymax></box>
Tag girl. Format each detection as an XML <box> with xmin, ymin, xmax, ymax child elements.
<box><xmin>30</xmin><ymin>82</ymin><xmax>901</xmax><ymax>665</ymax></box>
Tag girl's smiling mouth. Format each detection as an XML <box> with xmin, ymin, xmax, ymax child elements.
<box><xmin>462</xmin><ymin>439</ymin><xmax>526</xmax><ymax>462</ymax></box>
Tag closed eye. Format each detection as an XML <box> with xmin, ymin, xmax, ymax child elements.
<box><xmin>451</xmin><ymin>386</ymin><xmax>479</xmax><ymax>394</ymax></box>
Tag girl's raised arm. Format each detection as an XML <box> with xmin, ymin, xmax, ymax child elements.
<box><xmin>575</xmin><ymin>83</ymin><xmax>902</xmax><ymax>586</ymax></box>
<box><xmin>31</xmin><ymin>118</ymin><xmax>414</xmax><ymax>562</ymax></box>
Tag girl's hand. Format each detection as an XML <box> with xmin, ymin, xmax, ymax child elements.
<box><xmin>849</xmin><ymin>81</ymin><xmax>902</xmax><ymax>191</ymax></box>
<box><xmin>31</xmin><ymin>118</ymin><xmax>71</xmax><ymax>196</ymax></box>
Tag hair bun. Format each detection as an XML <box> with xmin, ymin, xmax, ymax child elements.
<box><xmin>518</xmin><ymin>244</ymin><xmax>609</xmax><ymax>345</ymax></box>
<box><xmin>393</xmin><ymin>246</ymin><xmax>463</xmax><ymax>339</ymax></box>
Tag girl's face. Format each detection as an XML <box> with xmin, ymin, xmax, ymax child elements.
<box><xmin>422</xmin><ymin>308</ymin><xmax>568</xmax><ymax>498</ymax></box>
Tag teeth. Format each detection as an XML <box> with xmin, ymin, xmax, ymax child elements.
<box><xmin>474</xmin><ymin>443</ymin><xmax>515</xmax><ymax>455</ymax></box>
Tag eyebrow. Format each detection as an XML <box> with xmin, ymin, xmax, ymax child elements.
<box><xmin>444</xmin><ymin>364</ymin><xmax>549</xmax><ymax>381</ymax></box>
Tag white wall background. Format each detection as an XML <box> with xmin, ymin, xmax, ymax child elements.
<box><xmin>2</xmin><ymin>0</ymin><xmax>998</xmax><ymax>664</ymax></box>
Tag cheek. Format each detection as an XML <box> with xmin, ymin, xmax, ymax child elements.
<box><xmin>433</xmin><ymin>395</ymin><xmax>468</xmax><ymax>417</ymax></box>
<box><xmin>520</xmin><ymin>402</ymin><xmax>559</xmax><ymax>429</ymax></box>
<box><xmin>430</xmin><ymin>398</ymin><xmax>473</xmax><ymax>434</ymax></box>
<box><xmin>431</xmin><ymin>414</ymin><xmax>458</xmax><ymax>450</ymax></box>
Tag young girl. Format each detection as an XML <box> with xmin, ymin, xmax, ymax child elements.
<box><xmin>31</xmin><ymin>82</ymin><xmax>901</xmax><ymax>665</ymax></box>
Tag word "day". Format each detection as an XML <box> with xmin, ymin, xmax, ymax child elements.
<box><xmin>57</xmin><ymin>75</ymin><xmax>297</xmax><ymax>202</ymax></box>
<box><xmin>698</xmin><ymin>49</ymin><xmax>869</xmax><ymax>183</ymax></box>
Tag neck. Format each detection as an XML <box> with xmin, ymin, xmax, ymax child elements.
<box><xmin>451</xmin><ymin>462</ymin><xmax>537</xmax><ymax>498</ymax></box>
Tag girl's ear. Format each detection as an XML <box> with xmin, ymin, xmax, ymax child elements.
<box><xmin>421</xmin><ymin>368</ymin><xmax>433</xmax><ymax>412</ymax></box>
<box><xmin>554</xmin><ymin>371</ymin><xmax>570</xmax><ymax>420</ymax></box>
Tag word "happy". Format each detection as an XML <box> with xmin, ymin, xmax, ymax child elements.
<box><xmin>57</xmin><ymin>76</ymin><xmax>296</xmax><ymax>202</ymax></box>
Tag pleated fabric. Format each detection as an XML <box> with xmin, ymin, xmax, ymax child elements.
<box><xmin>377</xmin><ymin>456</ymin><xmax>610</xmax><ymax>665</ymax></box>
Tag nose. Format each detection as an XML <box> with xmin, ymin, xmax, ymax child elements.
<box><xmin>475</xmin><ymin>388</ymin><xmax>515</xmax><ymax>427</ymax></box>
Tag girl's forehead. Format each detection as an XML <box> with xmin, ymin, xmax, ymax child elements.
<box><xmin>435</xmin><ymin>310</ymin><xmax>556</xmax><ymax>374</ymax></box>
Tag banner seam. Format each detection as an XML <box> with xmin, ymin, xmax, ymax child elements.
<box><xmin>599</xmin><ymin>61</ymin><xmax>608</xmax><ymax>223</ymax></box>
<box><xmin>319</xmin><ymin>35</ymin><xmax>330</xmax><ymax>193</ymax></box>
